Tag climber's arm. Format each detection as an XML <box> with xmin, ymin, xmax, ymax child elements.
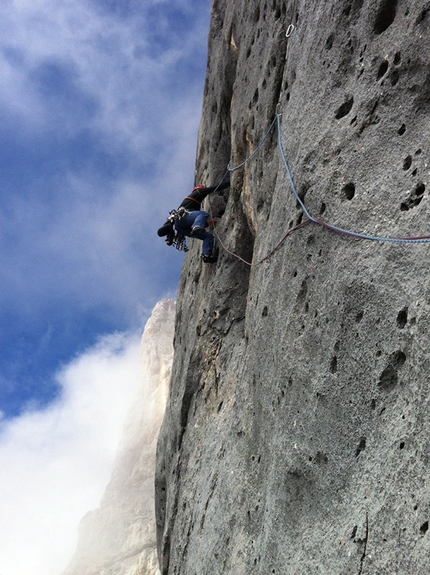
<box><xmin>191</xmin><ymin>180</ymin><xmax>230</xmax><ymax>202</ymax></box>
<box><xmin>179</xmin><ymin>180</ymin><xmax>230</xmax><ymax>209</ymax></box>
<box><xmin>202</xmin><ymin>180</ymin><xmax>230</xmax><ymax>195</ymax></box>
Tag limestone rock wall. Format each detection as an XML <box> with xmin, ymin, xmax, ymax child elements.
<box><xmin>63</xmin><ymin>299</ymin><xmax>175</xmax><ymax>575</ymax></box>
<box><xmin>156</xmin><ymin>1</ymin><xmax>430</xmax><ymax>574</ymax></box>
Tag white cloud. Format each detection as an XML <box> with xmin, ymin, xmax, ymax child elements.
<box><xmin>0</xmin><ymin>330</ymin><xmax>142</xmax><ymax>575</ymax></box>
<box><xmin>0</xmin><ymin>0</ymin><xmax>208</xmax><ymax>151</ymax></box>
<box><xmin>0</xmin><ymin>0</ymin><xmax>209</xmax><ymax>323</ymax></box>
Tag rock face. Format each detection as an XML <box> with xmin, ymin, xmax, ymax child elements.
<box><xmin>156</xmin><ymin>1</ymin><xmax>430</xmax><ymax>574</ymax></box>
<box><xmin>63</xmin><ymin>299</ymin><xmax>175</xmax><ymax>575</ymax></box>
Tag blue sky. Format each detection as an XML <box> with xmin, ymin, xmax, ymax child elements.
<box><xmin>0</xmin><ymin>0</ymin><xmax>210</xmax><ymax>418</ymax></box>
<box><xmin>0</xmin><ymin>0</ymin><xmax>211</xmax><ymax>573</ymax></box>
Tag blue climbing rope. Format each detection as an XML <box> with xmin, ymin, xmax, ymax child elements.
<box><xmin>214</xmin><ymin>113</ymin><xmax>430</xmax><ymax>249</ymax></box>
<box><xmin>228</xmin><ymin>116</ymin><xmax>278</xmax><ymax>172</ymax></box>
<box><xmin>208</xmin><ymin>111</ymin><xmax>430</xmax><ymax>268</ymax></box>
<box><xmin>209</xmin><ymin>117</ymin><xmax>279</xmax><ymax>195</ymax></box>
<box><xmin>275</xmin><ymin>114</ymin><xmax>430</xmax><ymax>244</ymax></box>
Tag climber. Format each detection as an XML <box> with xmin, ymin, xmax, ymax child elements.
<box><xmin>157</xmin><ymin>180</ymin><xmax>230</xmax><ymax>263</ymax></box>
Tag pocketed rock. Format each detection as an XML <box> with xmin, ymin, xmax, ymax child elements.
<box><xmin>156</xmin><ymin>1</ymin><xmax>430</xmax><ymax>574</ymax></box>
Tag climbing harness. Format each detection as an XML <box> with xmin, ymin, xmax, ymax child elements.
<box><xmin>164</xmin><ymin>184</ymin><xmax>215</xmax><ymax>253</ymax></box>
<box><xmin>167</xmin><ymin>207</ymin><xmax>187</xmax><ymax>222</ymax></box>
<box><xmin>183</xmin><ymin>186</ymin><xmax>205</xmax><ymax>207</ymax></box>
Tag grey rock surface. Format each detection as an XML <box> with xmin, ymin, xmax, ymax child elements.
<box><xmin>62</xmin><ymin>299</ymin><xmax>175</xmax><ymax>575</ymax></box>
<box><xmin>156</xmin><ymin>1</ymin><xmax>430</xmax><ymax>574</ymax></box>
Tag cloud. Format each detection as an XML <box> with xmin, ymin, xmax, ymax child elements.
<box><xmin>0</xmin><ymin>0</ymin><xmax>208</xmax><ymax>149</ymax></box>
<box><xmin>0</xmin><ymin>0</ymin><xmax>211</xmax><ymax>414</ymax></box>
<box><xmin>0</xmin><ymin>329</ymin><xmax>142</xmax><ymax>575</ymax></box>
<box><xmin>0</xmin><ymin>0</ymin><xmax>204</xmax><ymax>572</ymax></box>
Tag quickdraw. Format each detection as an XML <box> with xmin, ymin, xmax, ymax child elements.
<box><xmin>165</xmin><ymin>208</ymin><xmax>189</xmax><ymax>252</ymax></box>
<box><xmin>168</xmin><ymin>207</ymin><xmax>187</xmax><ymax>222</ymax></box>
<box><xmin>172</xmin><ymin>234</ymin><xmax>189</xmax><ymax>252</ymax></box>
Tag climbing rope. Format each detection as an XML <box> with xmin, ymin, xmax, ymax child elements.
<box><xmin>206</xmin><ymin>111</ymin><xmax>430</xmax><ymax>267</ymax></box>
<box><xmin>275</xmin><ymin>113</ymin><xmax>430</xmax><ymax>244</ymax></box>
<box><xmin>227</xmin><ymin>115</ymin><xmax>278</xmax><ymax>172</ymax></box>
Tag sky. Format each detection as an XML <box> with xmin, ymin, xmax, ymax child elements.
<box><xmin>0</xmin><ymin>0</ymin><xmax>211</xmax><ymax>573</ymax></box>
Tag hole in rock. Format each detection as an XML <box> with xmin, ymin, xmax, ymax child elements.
<box><xmin>335</xmin><ymin>96</ymin><xmax>354</xmax><ymax>119</ymax></box>
<box><xmin>342</xmin><ymin>182</ymin><xmax>356</xmax><ymax>200</ymax></box>
<box><xmin>416</xmin><ymin>182</ymin><xmax>426</xmax><ymax>195</ymax></box>
<box><xmin>398</xmin><ymin>124</ymin><xmax>406</xmax><ymax>135</ymax></box>
<box><xmin>330</xmin><ymin>356</ymin><xmax>338</xmax><ymax>374</ymax></box>
<box><xmin>400</xmin><ymin>183</ymin><xmax>425</xmax><ymax>211</ymax></box>
<box><xmin>355</xmin><ymin>437</ymin><xmax>366</xmax><ymax>457</ymax></box>
<box><xmin>399</xmin><ymin>441</ymin><xmax>405</xmax><ymax>449</ymax></box>
<box><xmin>378</xmin><ymin>365</ymin><xmax>398</xmax><ymax>391</ymax></box>
<box><xmin>326</xmin><ymin>34</ymin><xmax>334</xmax><ymax>50</ymax></box>
<box><xmin>394</xmin><ymin>350</ymin><xmax>406</xmax><ymax>366</ymax></box>
<box><xmin>262</xmin><ymin>306</ymin><xmax>268</xmax><ymax>317</ymax></box>
<box><xmin>314</xmin><ymin>451</ymin><xmax>328</xmax><ymax>464</ymax></box>
<box><xmin>396</xmin><ymin>308</ymin><xmax>408</xmax><ymax>329</ymax></box>
<box><xmin>394</xmin><ymin>51</ymin><xmax>401</xmax><ymax>65</ymax></box>
<box><xmin>416</xmin><ymin>8</ymin><xmax>430</xmax><ymax>25</ymax></box>
<box><xmin>420</xmin><ymin>521</ymin><xmax>429</xmax><ymax>535</ymax></box>
<box><xmin>403</xmin><ymin>155</ymin><xmax>412</xmax><ymax>170</ymax></box>
<box><xmin>374</xmin><ymin>0</ymin><xmax>398</xmax><ymax>34</ymax></box>
<box><xmin>377</xmin><ymin>59</ymin><xmax>389</xmax><ymax>79</ymax></box>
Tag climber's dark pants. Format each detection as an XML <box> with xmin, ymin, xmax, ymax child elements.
<box><xmin>174</xmin><ymin>211</ymin><xmax>214</xmax><ymax>255</ymax></box>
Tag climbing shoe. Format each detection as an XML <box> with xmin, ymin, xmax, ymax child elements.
<box><xmin>191</xmin><ymin>226</ymin><xmax>205</xmax><ymax>238</ymax></box>
<box><xmin>201</xmin><ymin>253</ymin><xmax>217</xmax><ymax>264</ymax></box>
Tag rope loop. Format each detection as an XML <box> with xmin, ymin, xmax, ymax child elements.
<box><xmin>285</xmin><ymin>24</ymin><xmax>295</xmax><ymax>38</ymax></box>
<box><xmin>207</xmin><ymin>112</ymin><xmax>430</xmax><ymax>268</ymax></box>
